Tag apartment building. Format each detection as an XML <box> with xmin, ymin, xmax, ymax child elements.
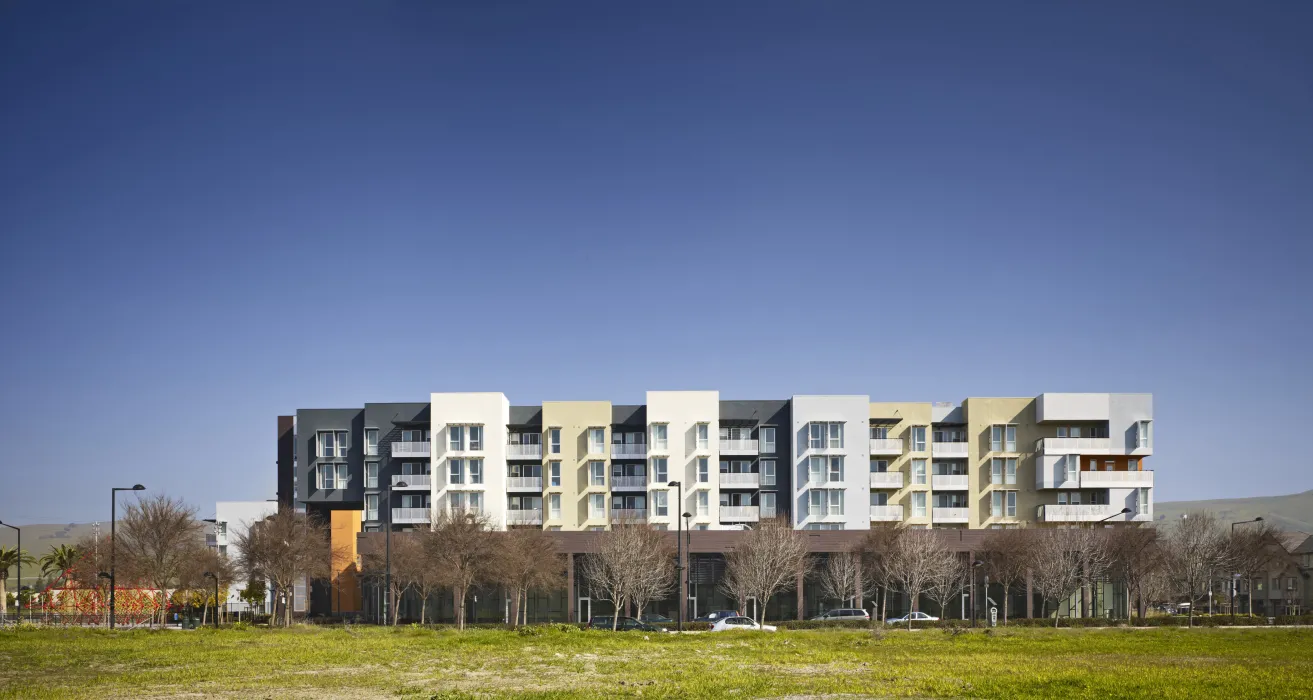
<box><xmin>205</xmin><ymin>500</ymin><xmax>277</xmax><ymax>614</ymax></box>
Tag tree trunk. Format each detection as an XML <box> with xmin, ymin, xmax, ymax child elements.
<box><xmin>0</xmin><ymin>577</ymin><xmax>7</xmax><ymax>621</ymax></box>
<box><xmin>456</xmin><ymin>587</ymin><xmax>466</xmax><ymax>631</ymax></box>
<box><xmin>1002</xmin><ymin>584</ymin><xmax>1010</xmax><ymax>624</ymax></box>
<box><xmin>880</xmin><ymin>587</ymin><xmax>887</xmax><ymax>624</ymax></box>
<box><xmin>612</xmin><ymin>597</ymin><xmax>623</xmax><ymax>630</ymax></box>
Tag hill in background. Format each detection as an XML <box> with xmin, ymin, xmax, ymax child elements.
<box><xmin>1153</xmin><ymin>489</ymin><xmax>1313</xmax><ymax>533</ymax></box>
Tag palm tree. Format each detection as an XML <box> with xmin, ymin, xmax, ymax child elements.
<box><xmin>40</xmin><ymin>545</ymin><xmax>80</xmax><ymax>587</ymax></box>
<box><xmin>1</xmin><ymin>545</ymin><xmax>37</xmax><ymax>620</ymax></box>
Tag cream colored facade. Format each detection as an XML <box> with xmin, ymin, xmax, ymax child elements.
<box><xmin>541</xmin><ymin>401</ymin><xmax>612</xmax><ymax>531</ymax></box>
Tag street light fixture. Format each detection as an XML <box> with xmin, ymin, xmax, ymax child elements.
<box><xmin>682</xmin><ymin>511</ymin><xmax>693</xmax><ymax>622</ymax></box>
<box><xmin>1097</xmin><ymin>507</ymin><xmax>1133</xmax><ymax>524</ymax></box>
<box><xmin>203</xmin><ymin>572</ymin><xmax>219</xmax><ymax>628</ymax></box>
<box><xmin>0</xmin><ymin>521</ymin><xmax>20</xmax><ymax>622</ymax></box>
<box><xmin>667</xmin><ymin>481</ymin><xmax>683</xmax><ymax>632</ymax></box>
<box><xmin>1230</xmin><ymin>518</ymin><xmax>1264</xmax><ymax>618</ymax></box>
<box><xmin>109</xmin><ymin>484</ymin><xmax>146</xmax><ymax>630</ymax></box>
<box><xmin>384</xmin><ymin>480</ymin><xmax>407</xmax><ymax>626</ymax></box>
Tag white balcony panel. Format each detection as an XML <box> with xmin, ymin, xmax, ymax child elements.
<box><xmin>1080</xmin><ymin>470</ymin><xmax>1154</xmax><ymax>489</ymax></box>
<box><xmin>391</xmin><ymin>507</ymin><xmax>431</xmax><ymax>524</ymax></box>
<box><xmin>720</xmin><ymin>505</ymin><xmax>760</xmax><ymax>522</ymax></box>
<box><xmin>1039</xmin><ymin>504</ymin><xmax>1127</xmax><ymax>522</ymax></box>
<box><xmin>931</xmin><ymin>442</ymin><xmax>969</xmax><ymax>459</ymax></box>
<box><xmin>611</xmin><ymin>508</ymin><xmax>648</xmax><ymax>523</ymax></box>
<box><xmin>391</xmin><ymin>442</ymin><xmax>431</xmax><ymax>459</ymax></box>
<box><xmin>506</xmin><ymin>444</ymin><xmax>543</xmax><ymax>460</ymax></box>
<box><xmin>612</xmin><ymin>475</ymin><xmax>647</xmax><ymax>490</ymax></box>
<box><xmin>611</xmin><ymin>444</ymin><xmax>648</xmax><ymax>459</ymax></box>
<box><xmin>870</xmin><ymin>505</ymin><xmax>903</xmax><ymax>521</ymax></box>
<box><xmin>931</xmin><ymin>474</ymin><xmax>969</xmax><ymax>490</ymax></box>
<box><xmin>719</xmin><ymin>472</ymin><xmax>760</xmax><ymax>488</ymax></box>
<box><xmin>719</xmin><ymin>439</ymin><xmax>759</xmax><ymax>456</ymax></box>
<box><xmin>506</xmin><ymin>510</ymin><xmax>544</xmax><ymax>525</ymax></box>
<box><xmin>931</xmin><ymin>507</ymin><xmax>969</xmax><ymax>524</ymax></box>
<box><xmin>392</xmin><ymin>474</ymin><xmax>431</xmax><ymax>489</ymax></box>
<box><xmin>1036</xmin><ymin>437</ymin><xmax>1112</xmax><ymax>455</ymax></box>
<box><xmin>868</xmin><ymin>438</ymin><xmax>903</xmax><ymax>456</ymax></box>
<box><xmin>869</xmin><ymin>472</ymin><xmax>903</xmax><ymax>489</ymax></box>
<box><xmin>507</xmin><ymin>476</ymin><xmax>543</xmax><ymax>491</ymax></box>
<box><xmin>760</xmin><ymin>506</ymin><xmax>778</xmax><ymax>519</ymax></box>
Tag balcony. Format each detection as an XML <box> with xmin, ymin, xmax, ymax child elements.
<box><xmin>719</xmin><ymin>439</ymin><xmax>759</xmax><ymax>456</ymax></box>
<box><xmin>761</xmin><ymin>506</ymin><xmax>778</xmax><ymax>519</ymax></box>
<box><xmin>391</xmin><ymin>442</ymin><xmax>431</xmax><ymax>459</ymax></box>
<box><xmin>870</xmin><ymin>505</ymin><xmax>903</xmax><ymax>522</ymax></box>
<box><xmin>1038</xmin><ymin>504</ymin><xmax>1128</xmax><ymax>522</ymax></box>
<box><xmin>1080</xmin><ymin>470</ymin><xmax>1154</xmax><ymax>489</ymax></box>
<box><xmin>931</xmin><ymin>442</ymin><xmax>969</xmax><ymax>459</ymax></box>
<box><xmin>611</xmin><ymin>508</ymin><xmax>648</xmax><ymax>523</ymax></box>
<box><xmin>506</xmin><ymin>509</ymin><xmax>544</xmax><ymax>526</ymax></box>
<box><xmin>720</xmin><ymin>472</ymin><xmax>760</xmax><ymax>489</ymax></box>
<box><xmin>205</xmin><ymin>534</ymin><xmax>218</xmax><ymax>547</ymax></box>
<box><xmin>392</xmin><ymin>474</ymin><xmax>430</xmax><ymax>489</ymax></box>
<box><xmin>506</xmin><ymin>444</ymin><xmax>543</xmax><ymax>460</ymax></box>
<box><xmin>720</xmin><ymin>505</ymin><xmax>760</xmax><ymax>522</ymax></box>
<box><xmin>612</xmin><ymin>444</ymin><xmax>648</xmax><ymax>459</ymax></box>
<box><xmin>612</xmin><ymin>475</ymin><xmax>647</xmax><ymax>491</ymax></box>
<box><xmin>1035</xmin><ymin>437</ymin><xmax>1111</xmax><ymax>455</ymax></box>
<box><xmin>869</xmin><ymin>472</ymin><xmax>903</xmax><ymax>489</ymax></box>
<box><xmin>931</xmin><ymin>507</ymin><xmax>969</xmax><ymax>524</ymax></box>
<box><xmin>869</xmin><ymin>438</ymin><xmax>903</xmax><ymax>456</ymax></box>
<box><xmin>931</xmin><ymin>474</ymin><xmax>969</xmax><ymax>490</ymax></box>
<box><xmin>391</xmin><ymin>507</ymin><xmax>431</xmax><ymax>524</ymax></box>
<box><xmin>803</xmin><ymin>443</ymin><xmax>845</xmax><ymax>457</ymax></box>
<box><xmin>507</xmin><ymin>476</ymin><xmax>543</xmax><ymax>491</ymax></box>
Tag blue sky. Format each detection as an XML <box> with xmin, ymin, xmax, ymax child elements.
<box><xmin>1</xmin><ymin>1</ymin><xmax>1310</xmax><ymax>524</ymax></box>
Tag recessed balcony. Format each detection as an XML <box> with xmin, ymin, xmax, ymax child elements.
<box><xmin>720</xmin><ymin>505</ymin><xmax>760</xmax><ymax>522</ymax></box>
<box><xmin>506</xmin><ymin>476</ymin><xmax>543</xmax><ymax>491</ymax></box>
<box><xmin>870</xmin><ymin>505</ymin><xmax>903</xmax><ymax>522</ymax></box>
<box><xmin>931</xmin><ymin>442</ymin><xmax>968</xmax><ymax>459</ymax></box>
<box><xmin>931</xmin><ymin>474</ymin><xmax>969</xmax><ymax>490</ymax></box>
<box><xmin>612</xmin><ymin>444</ymin><xmax>647</xmax><ymax>459</ymax></box>
<box><xmin>931</xmin><ymin>507</ymin><xmax>968</xmax><ymax>524</ymax></box>
<box><xmin>869</xmin><ymin>472</ymin><xmax>903</xmax><ymax>489</ymax></box>
<box><xmin>719</xmin><ymin>439</ymin><xmax>759</xmax><ymax>456</ymax></box>
<box><xmin>868</xmin><ymin>438</ymin><xmax>903</xmax><ymax>456</ymax></box>
<box><xmin>391</xmin><ymin>442</ymin><xmax>431</xmax><ymax>459</ymax></box>
<box><xmin>719</xmin><ymin>472</ymin><xmax>760</xmax><ymax>489</ymax></box>
<box><xmin>506</xmin><ymin>444</ymin><xmax>542</xmax><ymax>460</ymax></box>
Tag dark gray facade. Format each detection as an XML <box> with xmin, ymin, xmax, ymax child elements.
<box><xmin>719</xmin><ymin>399</ymin><xmax>792</xmax><ymax>521</ymax></box>
<box><xmin>296</xmin><ymin>408</ymin><xmax>366</xmax><ymax>510</ymax></box>
<box><xmin>363</xmin><ymin>402</ymin><xmax>429</xmax><ymax>529</ymax></box>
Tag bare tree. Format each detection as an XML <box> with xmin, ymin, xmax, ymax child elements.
<box><xmin>1028</xmin><ymin>529</ymin><xmax>1084</xmax><ymax>627</ymax></box>
<box><xmin>925</xmin><ymin>553</ymin><xmax>968</xmax><ymax>620</ymax></box>
<box><xmin>1228</xmin><ymin>523</ymin><xmax>1284</xmax><ymax>617</ymax></box>
<box><xmin>176</xmin><ymin>544</ymin><xmax>237</xmax><ymax>625</ymax></box>
<box><xmin>1164</xmin><ymin>511</ymin><xmax>1228</xmax><ymax>627</ymax></box>
<box><xmin>981</xmin><ymin>529</ymin><xmax>1029</xmax><ymax>624</ymax></box>
<box><xmin>233</xmin><ymin>507</ymin><xmax>331</xmax><ymax>627</ymax></box>
<box><xmin>624</xmin><ymin>528</ymin><xmax>677</xmax><ymax>622</ymax></box>
<box><xmin>817</xmin><ymin>550</ymin><xmax>861</xmax><ymax>610</ymax></box>
<box><xmin>490</xmin><ymin>528</ymin><xmax>566</xmax><ymax>626</ymax></box>
<box><xmin>1076</xmin><ymin>528</ymin><xmax>1114</xmax><ymax>619</ymax></box>
<box><xmin>426</xmin><ymin>510</ymin><xmax>493</xmax><ymax>630</ymax></box>
<box><xmin>858</xmin><ymin>525</ymin><xmax>904</xmax><ymax>623</ymax></box>
<box><xmin>362</xmin><ymin>535</ymin><xmax>419</xmax><ymax>625</ymax></box>
<box><xmin>1107</xmin><ymin>526</ymin><xmax>1162</xmax><ymax>619</ymax></box>
<box><xmin>721</xmin><ymin>517</ymin><xmax>810</xmax><ymax>625</ymax></box>
<box><xmin>885</xmin><ymin>528</ymin><xmax>951</xmax><ymax>629</ymax></box>
<box><xmin>116</xmin><ymin>494</ymin><xmax>204</xmax><ymax>627</ymax></box>
<box><xmin>581</xmin><ymin>523</ymin><xmax>676</xmax><ymax>630</ymax></box>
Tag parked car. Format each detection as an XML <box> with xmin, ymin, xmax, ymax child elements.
<box><xmin>710</xmin><ymin>616</ymin><xmax>777</xmax><ymax>632</ymax></box>
<box><xmin>586</xmin><ymin>616</ymin><xmax>664</xmax><ymax>632</ymax></box>
<box><xmin>639</xmin><ymin>613</ymin><xmax>673</xmax><ymax>624</ymax></box>
<box><xmin>693</xmin><ymin>610</ymin><xmax>740</xmax><ymax>622</ymax></box>
<box><xmin>886</xmin><ymin>611</ymin><xmax>939</xmax><ymax>624</ymax></box>
<box><xmin>809</xmin><ymin>608</ymin><xmax>870</xmax><ymax>622</ymax></box>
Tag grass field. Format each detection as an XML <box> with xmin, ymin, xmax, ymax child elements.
<box><xmin>1</xmin><ymin>625</ymin><xmax>1311</xmax><ymax>699</ymax></box>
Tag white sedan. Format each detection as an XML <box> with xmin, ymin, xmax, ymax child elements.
<box><xmin>710</xmin><ymin>616</ymin><xmax>777</xmax><ymax>632</ymax></box>
<box><xmin>886</xmin><ymin>611</ymin><xmax>939</xmax><ymax>624</ymax></box>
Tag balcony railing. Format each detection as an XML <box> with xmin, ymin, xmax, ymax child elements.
<box><xmin>612</xmin><ymin>475</ymin><xmax>647</xmax><ymax>490</ymax></box>
<box><xmin>719</xmin><ymin>472</ymin><xmax>760</xmax><ymax>488</ymax></box>
<box><xmin>391</xmin><ymin>442</ymin><xmax>431</xmax><ymax>458</ymax></box>
<box><xmin>611</xmin><ymin>508</ymin><xmax>648</xmax><ymax>523</ymax></box>
<box><xmin>720</xmin><ymin>505</ymin><xmax>760</xmax><ymax>522</ymax></box>
<box><xmin>931</xmin><ymin>474</ymin><xmax>969</xmax><ymax>490</ymax></box>
<box><xmin>612</xmin><ymin>444</ymin><xmax>648</xmax><ymax>459</ymax></box>
<box><xmin>868</xmin><ymin>438</ymin><xmax>903</xmax><ymax>456</ymax></box>
<box><xmin>869</xmin><ymin>472</ymin><xmax>903</xmax><ymax>489</ymax></box>
<box><xmin>506</xmin><ymin>444</ymin><xmax>543</xmax><ymax>460</ymax></box>
<box><xmin>391</xmin><ymin>507</ymin><xmax>431</xmax><ymax>524</ymax></box>
<box><xmin>1035</xmin><ymin>437</ymin><xmax>1112</xmax><ymax>455</ymax></box>
<box><xmin>507</xmin><ymin>476</ymin><xmax>543</xmax><ymax>491</ymax></box>
<box><xmin>1038</xmin><ymin>504</ymin><xmax>1126</xmax><ymax>522</ymax></box>
<box><xmin>1080</xmin><ymin>470</ymin><xmax>1154</xmax><ymax>489</ymax></box>
<box><xmin>931</xmin><ymin>507</ymin><xmax>969</xmax><ymax>523</ymax></box>
<box><xmin>393</xmin><ymin>474</ymin><xmax>430</xmax><ymax>489</ymax></box>
<box><xmin>931</xmin><ymin>442</ymin><xmax>969</xmax><ymax>458</ymax></box>
<box><xmin>719</xmin><ymin>439</ymin><xmax>759</xmax><ymax>455</ymax></box>
<box><xmin>761</xmin><ymin>506</ymin><xmax>777</xmax><ymax>519</ymax></box>
<box><xmin>870</xmin><ymin>505</ymin><xmax>903</xmax><ymax>521</ymax></box>
<box><xmin>506</xmin><ymin>509</ymin><xmax>544</xmax><ymax>525</ymax></box>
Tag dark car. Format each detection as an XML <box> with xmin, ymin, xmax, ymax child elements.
<box><xmin>693</xmin><ymin>610</ymin><xmax>739</xmax><ymax>622</ymax></box>
<box><xmin>639</xmin><ymin>613</ymin><xmax>673</xmax><ymax>624</ymax></box>
<box><xmin>586</xmin><ymin>616</ymin><xmax>662</xmax><ymax>632</ymax></box>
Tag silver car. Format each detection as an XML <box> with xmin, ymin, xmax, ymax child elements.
<box><xmin>810</xmin><ymin>608</ymin><xmax>870</xmax><ymax>622</ymax></box>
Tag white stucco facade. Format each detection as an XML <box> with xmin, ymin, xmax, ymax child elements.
<box><xmin>646</xmin><ymin>391</ymin><xmax>720</xmax><ymax>529</ymax></box>
<box><xmin>431</xmin><ymin>392</ymin><xmax>511</xmax><ymax>529</ymax></box>
<box><xmin>791</xmin><ymin>395</ymin><xmax>871</xmax><ymax>530</ymax></box>
<box><xmin>212</xmin><ymin>500</ymin><xmax>278</xmax><ymax>612</ymax></box>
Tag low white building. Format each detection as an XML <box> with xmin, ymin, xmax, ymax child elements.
<box><xmin>209</xmin><ymin>500</ymin><xmax>278</xmax><ymax>614</ymax></box>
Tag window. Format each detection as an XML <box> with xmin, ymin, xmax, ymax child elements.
<box><xmin>912</xmin><ymin>459</ymin><xmax>927</xmax><ymax>485</ymax></box>
<box><xmin>910</xmin><ymin>426</ymin><xmax>926</xmax><ymax>452</ymax></box>
<box><xmin>761</xmin><ymin>427</ymin><xmax>776</xmax><ymax>453</ymax></box>
<box><xmin>808</xmin><ymin>456</ymin><xmax>825</xmax><ymax>484</ymax></box>
<box><xmin>828</xmin><ymin>423</ymin><xmax>843</xmax><ymax>448</ymax></box>
<box><xmin>696</xmin><ymin>423</ymin><xmax>709</xmax><ymax>450</ymax></box>
<box><xmin>1056</xmin><ymin>426</ymin><xmax>1067</xmax><ymax>438</ymax></box>
<box><xmin>1007</xmin><ymin>491</ymin><xmax>1017</xmax><ymax>517</ymax></box>
<box><xmin>761</xmin><ymin>491</ymin><xmax>776</xmax><ymax>515</ymax></box>
<box><xmin>336</xmin><ymin>463</ymin><xmax>349</xmax><ymax>488</ymax></box>
<box><xmin>697</xmin><ymin>457</ymin><xmax>709</xmax><ymax>483</ymax></box>
<box><xmin>870</xmin><ymin>491</ymin><xmax>888</xmax><ymax>506</ymax></box>
<box><xmin>652</xmin><ymin>458</ymin><xmax>668</xmax><ymax>483</ymax></box>
<box><xmin>991</xmin><ymin>458</ymin><xmax>1003</xmax><ymax>485</ymax></box>
<box><xmin>1129</xmin><ymin>458</ymin><xmax>1140</xmax><ymax>471</ymax></box>
<box><xmin>365</xmin><ymin>494</ymin><xmax>379</xmax><ymax>521</ymax></box>
<box><xmin>1064</xmin><ymin>456</ymin><xmax>1079</xmax><ymax>483</ymax></box>
<box><xmin>319</xmin><ymin>463</ymin><xmax>336</xmax><ymax>489</ymax></box>
<box><xmin>588</xmin><ymin>494</ymin><xmax>604</xmax><ymax>519</ymax></box>
<box><xmin>761</xmin><ymin>460</ymin><xmax>776</xmax><ymax>486</ymax></box>
<box><xmin>828</xmin><ymin>490</ymin><xmax>843</xmax><ymax>515</ymax></box>
<box><xmin>912</xmin><ymin>492</ymin><xmax>927</xmax><ymax>517</ymax></box>
<box><xmin>589</xmin><ymin>428</ymin><xmax>605</xmax><ymax>454</ymax></box>
<box><xmin>651</xmin><ymin>424</ymin><xmax>667</xmax><ymax>450</ymax></box>
<box><xmin>653</xmin><ymin>490</ymin><xmax>668</xmax><ymax>516</ymax></box>
<box><xmin>808</xmin><ymin>423</ymin><xmax>825</xmax><ymax>449</ymax></box>
<box><xmin>469</xmin><ymin>459</ymin><xmax>483</xmax><ymax>484</ymax></box>
<box><xmin>549</xmin><ymin>493</ymin><xmax>562</xmax><ymax>520</ymax></box>
<box><xmin>696</xmin><ymin>491</ymin><xmax>709</xmax><ymax>516</ymax></box>
<box><xmin>449</xmin><ymin>459</ymin><xmax>464</xmax><ymax>485</ymax></box>
<box><xmin>448</xmin><ymin>426</ymin><xmax>464</xmax><ymax>451</ymax></box>
<box><xmin>550</xmin><ymin>428</ymin><xmax>561</xmax><ymax>454</ymax></box>
<box><xmin>808</xmin><ymin>422</ymin><xmax>844</xmax><ymax>449</ymax></box>
<box><xmin>549</xmin><ymin>461</ymin><xmax>561</xmax><ymax>487</ymax></box>
<box><xmin>402</xmin><ymin>429</ymin><xmax>420</xmax><ymax>442</ymax></box>
<box><xmin>870</xmin><ymin>459</ymin><xmax>888</xmax><ymax>473</ymax></box>
<box><xmin>870</xmin><ymin>426</ymin><xmax>888</xmax><ymax>440</ymax></box>
<box><xmin>1136</xmin><ymin>421</ymin><xmax>1153</xmax><ymax>449</ymax></box>
<box><xmin>992</xmin><ymin>491</ymin><xmax>1002</xmax><ymax>517</ymax></box>
<box><xmin>1137</xmin><ymin>487</ymin><xmax>1150</xmax><ymax>515</ymax></box>
<box><xmin>468</xmin><ymin>492</ymin><xmax>483</xmax><ymax>513</ymax></box>
<box><xmin>992</xmin><ymin>491</ymin><xmax>1017</xmax><ymax>518</ymax></box>
<box><xmin>318</xmin><ymin>430</ymin><xmax>348</xmax><ymax>458</ymax></box>
<box><xmin>365</xmin><ymin>462</ymin><xmax>379</xmax><ymax>488</ymax></box>
<box><xmin>1006</xmin><ymin>458</ymin><xmax>1017</xmax><ymax>485</ymax></box>
<box><xmin>364</xmin><ymin>429</ymin><xmax>379</xmax><ymax>456</ymax></box>
<box><xmin>991</xmin><ymin>425</ymin><xmax>1017</xmax><ymax>452</ymax></box>
<box><xmin>468</xmin><ymin>425</ymin><xmax>483</xmax><ymax>451</ymax></box>
<box><xmin>827</xmin><ymin>456</ymin><xmax>843</xmax><ymax>482</ymax></box>
<box><xmin>588</xmin><ymin>461</ymin><xmax>606</xmax><ymax>486</ymax></box>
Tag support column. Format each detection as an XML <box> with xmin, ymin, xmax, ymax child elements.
<box><xmin>796</xmin><ymin>569</ymin><xmax>805</xmax><ymax>620</ymax></box>
<box><xmin>566</xmin><ymin>553</ymin><xmax>575</xmax><ymax>623</ymax></box>
<box><xmin>679</xmin><ymin>550</ymin><xmax>688</xmax><ymax>622</ymax></box>
<box><xmin>853</xmin><ymin>557</ymin><xmax>863</xmax><ymax>610</ymax></box>
<box><xmin>1026</xmin><ymin>568</ymin><xmax>1034</xmax><ymax>618</ymax></box>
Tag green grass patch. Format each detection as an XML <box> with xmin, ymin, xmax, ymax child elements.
<box><xmin>2</xmin><ymin>625</ymin><xmax>1310</xmax><ymax>698</ymax></box>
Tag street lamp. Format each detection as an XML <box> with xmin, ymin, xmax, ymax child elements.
<box><xmin>1098</xmin><ymin>507</ymin><xmax>1133</xmax><ymax>524</ymax></box>
<box><xmin>384</xmin><ymin>480</ymin><xmax>407</xmax><ymax>626</ymax></box>
<box><xmin>667</xmin><ymin>481</ymin><xmax>683</xmax><ymax>632</ymax></box>
<box><xmin>1230</xmin><ymin>518</ymin><xmax>1264</xmax><ymax>618</ymax></box>
<box><xmin>683</xmin><ymin>511</ymin><xmax>693</xmax><ymax>621</ymax></box>
<box><xmin>110</xmin><ymin>484</ymin><xmax>146</xmax><ymax>630</ymax></box>
<box><xmin>0</xmin><ymin>521</ymin><xmax>20</xmax><ymax>622</ymax></box>
<box><xmin>203</xmin><ymin>572</ymin><xmax>219</xmax><ymax>628</ymax></box>
<box><xmin>970</xmin><ymin>560</ymin><xmax>983</xmax><ymax>627</ymax></box>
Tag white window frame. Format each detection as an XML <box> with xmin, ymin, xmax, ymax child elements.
<box><xmin>827</xmin><ymin>456</ymin><xmax>843</xmax><ymax>482</ymax></box>
<box><xmin>549</xmin><ymin>461</ymin><xmax>561</xmax><ymax>487</ymax></box>
<box><xmin>697</xmin><ymin>457</ymin><xmax>710</xmax><ymax>483</ymax></box>
<box><xmin>1006</xmin><ymin>490</ymin><xmax>1017</xmax><ymax>517</ymax></box>
<box><xmin>1005</xmin><ymin>458</ymin><xmax>1017</xmax><ymax>485</ymax></box>
<box><xmin>468</xmin><ymin>425</ymin><xmax>483</xmax><ymax>451</ymax></box>
<box><xmin>449</xmin><ymin>459</ymin><xmax>464</xmax><ymax>485</ymax></box>
<box><xmin>336</xmin><ymin>463</ymin><xmax>349</xmax><ymax>488</ymax></box>
<box><xmin>469</xmin><ymin>459</ymin><xmax>483</xmax><ymax>484</ymax></box>
<box><xmin>808</xmin><ymin>423</ymin><xmax>825</xmax><ymax>449</ymax></box>
<box><xmin>651</xmin><ymin>424</ymin><xmax>668</xmax><ymax>450</ymax></box>
<box><xmin>1006</xmin><ymin>425</ymin><xmax>1017</xmax><ymax>452</ymax></box>
<box><xmin>912</xmin><ymin>491</ymin><xmax>927</xmax><ymax>517</ymax></box>
<box><xmin>910</xmin><ymin>426</ymin><xmax>926</xmax><ymax>452</ymax></box>
<box><xmin>589</xmin><ymin>428</ymin><xmax>606</xmax><ymax>454</ymax></box>
<box><xmin>365</xmin><ymin>462</ymin><xmax>379</xmax><ymax>489</ymax></box>
<box><xmin>653</xmin><ymin>490</ymin><xmax>668</xmax><ymax>516</ymax></box>
<box><xmin>870</xmin><ymin>425</ymin><xmax>888</xmax><ymax>440</ymax></box>
<box><xmin>652</xmin><ymin>457</ymin><xmax>668</xmax><ymax>484</ymax></box>
<box><xmin>990</xmin><ymin>425</ymin><xmax>1003</xmax><ymax>452</ymax></box>
<box><xmin>696</xmin><ymin>423</ymin><xmax>709</xmax><ymax>450</ymax></box>
<box><xmin>320</xmin><ymin>463</ymin><xmax>336</xmax><ymax>489</ymax></box>
<box><xmin>364</xmin><ymin>493</ymin><xmax>379</xmax><ymax>521</ymax></box>
<box><xmin>695</xmin><ymin>491</ymin><xmax>709</xmax><ymax>517</ymax></box>
<box><xmin>808</xmin><ymin>456</ymin><xmax>825</xmax><ymax>484</ymax></box>
<box><xmin>991</xmin><ymin>491</ymin><xmax>1002</xmax><ymax>517</ymax></box>
<box><xmin>1137</xmin><ymin>487</ymin><xmax>1150</xmax><ymax>515</ymax></box>
<box><xmin>828</xmin><ymin>489</ymin><xmax>843</xmax><ymax>516</ymax></box>
<box><xmin>589</xmin><ymin>493</ymin><xmax>606</xmax><ymax>519</ymax></box>
<box><xmin>870</xmin><ymin>459</ymin><xmax>888</xmax><ymax>473</ymax></box>
<box><xmin>549</xmin><ymin>493</ymin><xmax>562</xmax><ymax>520</ymax></box>
<box><xmin>448</xmin><ymin>425</ymin><xmax>464</xmax><ymax>452</ymax></box>
<box><xmin>590</xmin><ymin>461</ymin><xmax>606</xmax><ymax>487</ymax></box>
<box><xmin>828</xmin><ymin>422</ymin><xmax>843</xmax><ymax>449</ymax></box>
<box><xmin>761</xmin><ymin>427</ymin><xmax>776</xmax><ymax>453</ymax></box>
<box><xmin>761</xmin><ymin>460</ymin><xmax>776</xmax><ymax>486</ymax></box>
<box><xmin>1129</xmin><ymin>458</ymin><xmax>1140</xmax><ymax>471</ymax></box>
<box><xmin>1136</xmin><ymin>421</ymin><xmax>1153</xmax><ymax>449</ymax></box>
<box><xmin>991</xmin><ymin>458</ymin><xmax>1002</xmax><ymax>485</ymax></box>
<box><xmin>550</xmin><ymin>428</ymin><xmax>561</xmax><ymax>454</ymax></box>
<box><xmin>364</xmin><ymin>429</ymin><xmax>379</xmax><ymax>456</ymax></box>
<box><xmin>912</xmin><ymin>458</ymin><xmax>927</xmax><ymax>485</ymax></box>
